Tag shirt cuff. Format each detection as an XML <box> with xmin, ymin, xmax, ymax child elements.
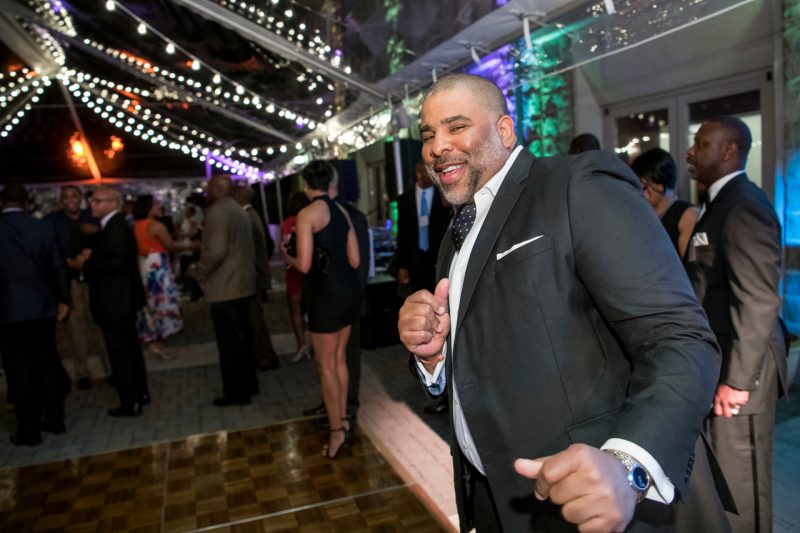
<box><xmin>602</xmin><ymin>438</ymin><xmax>675</xmax><ymax>504</ymax></box>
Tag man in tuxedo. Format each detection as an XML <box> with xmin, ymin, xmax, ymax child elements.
<box><xmin>231</xmin><ymin>184</ymin><xmax>280</xmax><ymax>372</ymax></box>
<box><xmin>0</xmin><ymin>184</ymin><xmax>70</xmax><ymax>445</ymax></box>
<box><xmin>82</xmin><ymin>187</ymin><xmax>149</xmax><ymax>417</ymax></box>
<box><xmin>398</xmin><ymin>74</ymin><xmax>723</xmax><ymax>532</ymax></box>
<box><xmin>684</xmin><ymin>116</ymin><xmax>786</xmax><ymax>533</ymax></box>
<box><xmin>189</xmin><ymin>176</ymin><xmax>258</xmax><ymax>406</ymax></box>
<box><xmin>395</xmin><ymin>160</ymin><xmax>451</xmax><ymax>293</ymax></box>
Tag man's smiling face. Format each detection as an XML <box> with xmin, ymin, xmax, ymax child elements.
<box><xmin>419</xmin><ymin>86</ymin><xmax>512</xmax><ymax>206</ymax></box>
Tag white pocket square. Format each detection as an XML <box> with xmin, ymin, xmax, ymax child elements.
<box><xmin>496</xmin><ymin>235</ymin><xmax>544</xmax><ymax>260</ymax></box>
<box><xmin>692</xmin><ymin>232</ymin><xmax>709</xmax><ymax>247</ymax></box>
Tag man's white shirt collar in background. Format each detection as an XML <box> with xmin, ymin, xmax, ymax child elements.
<box><xmin>100</xmin><ymin>209</ymin><xmax>120</xmax><ymax>229</ymax></box>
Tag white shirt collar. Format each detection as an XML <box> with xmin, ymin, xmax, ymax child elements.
<box><xmin>708</xmin><ymin>170</ymin><xmax>745</xmax><ymax>203</ymax></box>
<box><xmin>100</xmin><ymin>209</ymin><xmax>120</xmax><ymax>229</ymax></box>
<box><xmin>1</xmin><ymin>207</ymin><xmax>23</xmax><ymax>214</ymax></box>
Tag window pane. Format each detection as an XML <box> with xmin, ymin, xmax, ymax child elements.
<box><xmin>614</xmin><ymin>109</ymin><xmax>669</xmax><ymax>165</ymax></box>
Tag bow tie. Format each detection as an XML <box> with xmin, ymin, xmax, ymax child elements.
<box><xmin>452</xmin><ymin>203</ymin><xmax>476</xmax><ymax>250</ymax></box>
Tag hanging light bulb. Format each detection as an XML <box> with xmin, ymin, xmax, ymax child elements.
<box><xmin>137</xmin><ymin>23</ymin><xmax>147</xmax><ymax>35</ymax></box>
<box><xmin>165</xmin><ymin>42</ymin><xmax>175</xmax><ymax>54</ymax></box>
<box><xmin>191</xmin><ymin>59</ymin><xmax>200</xmax><ymax>71</ymax></box>
<box><xmin>212</xmin><ymin>73</ymin><xmax>221</xmax><ymax>84</ymax></box>
<box><xmin>105</xmin><ymin>0</ymin><xmax>115</xmax><ymax>11</ymax></box>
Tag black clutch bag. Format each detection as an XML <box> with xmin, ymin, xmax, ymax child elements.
<box><xmin>286</xmin><ymin>232</ymin><xmax>329</xmax><ymax>274</ymax></box>
<box><xmin>285</xmin><ymin>233</ymin><xmax>297</xmax><ymax>257</ymax></box>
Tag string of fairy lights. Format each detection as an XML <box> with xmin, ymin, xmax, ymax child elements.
<box><xmin>29</xmin><ymin>0</ymin><xmax>76</xmax><ymax>37</ymax></box>
<box><xmin>100</xmin><ymin>0</ymin><xmax>333</xmax><ymax>129</ymax></box>
<box><xmin>215</xmin><ymin>0</ymin><xmax>353</xmax><ymax>75</ymax></box>
<box><xmin>80</xmin><ymin>36</ymin><xmax>319</xmax><ymax>132</ymax></box>
<box><xmin>0</xmin><ymin>74</ymin><xmax>50</xmax><ymax>139</ymax></box>
<box><xmin>63</xmin><ymin>69</ymin><xmax>272</xmax><ymax>179</ymax></box>
<box><xmin>0</xmin><ymin>0</ymin><xmax>398</xmax><ymax>180</ymax></box>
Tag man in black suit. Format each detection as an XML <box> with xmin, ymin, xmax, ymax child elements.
<box><xmin>395</xmin><ymin>160</ymin><xmax>452</xmax><ymax>293</ymax></box>
<box><xmin>81</xmin><ymin>187</ymin><xmax>149</xmax><ymax>417</ymax></box>
<box><xmin>398</xmin><ymin>74</ymin><xmax>723</xmax><ymax>532</ymax></box>
<box><xmin>0</xmin><ymin>184</ymin><xmax>70</xmax><ymax>445</ymax></box>
<box><xmin>684</xmin><ymin>116</ymin><xmax>786</xmax><ymax>533</ymax></box>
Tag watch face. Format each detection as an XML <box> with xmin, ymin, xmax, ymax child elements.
<box><xmin>631</xmin><ymin>465</ymin><xmax>650</xmax><ymax>491</ymax></box>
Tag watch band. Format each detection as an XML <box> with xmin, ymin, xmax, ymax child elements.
<box><xmin>604</xmin><ymin>449</ymin><xmax>650</xmax><ymax>503</ymax></box>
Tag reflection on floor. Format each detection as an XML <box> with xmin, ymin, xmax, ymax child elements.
<box><xmin>0</xmin><ymin>419</ymin><xmax>445</xmax><ymax>532</ymax></box>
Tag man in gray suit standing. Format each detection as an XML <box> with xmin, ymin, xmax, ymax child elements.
<box><xmin>685</xmin><ymin>116</ymin><xmax>787</xmax><ymax>533</ymax></box>
<box><xmin>398</xmin><ymin>74</ymin><xmax>724</xmax><ymax>532</ymax></box>
<box><xmin>189</xmin><ymin>176</ymin><xmax>258</xmax><ymax>406</ymax></box>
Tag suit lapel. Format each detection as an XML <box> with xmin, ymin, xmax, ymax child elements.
<box><xmin>455</xmin><ymin>151</ymin><xmax>533</xmax><ymax>339</ymax></box>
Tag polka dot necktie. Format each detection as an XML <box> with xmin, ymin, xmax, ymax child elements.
<box><xmin>452</xmin><ymin>202</ymin><xmax>476</xmax><ymax>250</ymax></box>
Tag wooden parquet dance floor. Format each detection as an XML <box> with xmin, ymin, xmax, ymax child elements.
<box><xmin>0</xmin><ymin>419</ymin><xmax>447</xmax><ymax>532</ymax></box>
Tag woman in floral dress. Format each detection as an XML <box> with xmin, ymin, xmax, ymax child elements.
<box><xmin>132</xmin><ymin>195</ymin><xmax>197</xmax><ymax>359</ymax></box>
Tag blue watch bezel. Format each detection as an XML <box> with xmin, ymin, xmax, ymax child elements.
<box><xmin>629</xmin><ymin>464</ymin><xmax>650</xmax><ymax>492</ymax></box>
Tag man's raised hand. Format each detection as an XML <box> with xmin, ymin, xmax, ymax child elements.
<box><xmin>398</xmin><ymin>278</ymin><xmax>450</xmax><ymax>366</ymax></box>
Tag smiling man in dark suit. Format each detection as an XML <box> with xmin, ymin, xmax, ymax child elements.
<box><xmin>398</xmin><ymin>74</ymin><xmax>724</xmax><ymax>532</ymax></box>
<box><xmin>81</xmin><ymin>187</ymin><xmax>149</xmax><ymax>417</ymax></box>
<box><xmin>684</xmin><ymin>116</ymin><xmax>786</xmax><ymax>533</ymax></box>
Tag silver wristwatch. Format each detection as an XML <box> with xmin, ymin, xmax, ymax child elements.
<box><xmin>604</xmin><ymin>449</ymin><xmax>651</xmax><ymax>503</ymax></box>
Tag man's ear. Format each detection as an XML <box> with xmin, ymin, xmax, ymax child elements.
<box><xmin>722</xmin><ymin>140</ymin><xmax>738</xmax><ymax>163</ymax></box>
<box><xmin>496</xmin><ymin>115</ymin><xmax>517</xmax><ymax>149</ymax></box>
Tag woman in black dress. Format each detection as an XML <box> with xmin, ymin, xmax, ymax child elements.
<box><xmin>281</xmin><ymin>160</ymin><xmax>361</xmax><ymax>458</ymax></box>
<box><xmin>632</xmin><ymin>147</ymin><xmax>699</xmax><ymax>259</ymax></box>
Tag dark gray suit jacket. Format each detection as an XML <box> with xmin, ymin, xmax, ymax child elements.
<box><xmin>684</xmin><ymin>173</ymin><xmax>787</xmax><ymax>413</ymax></box>
<box><xmin>434</xmin><ymin>149</ymin><xmax>721</xmax><ymax>531</ymax></box>
<box><xmin>0</xmin><ymin>211</ymin><xmax>68</xmax><ymax>324</ymax></box>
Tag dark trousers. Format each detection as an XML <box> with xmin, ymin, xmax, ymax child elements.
<box><xmin>0</xmin><ymin>318</ymin><xmax>69</xmax><ymax>439</ymax></box>
<box><xmin>211</xmin><ymin>296</ymin><xmax>257</xmax><ymax>399</ymax></box>
<box><xmin>707</xmin><ymin>406</ymin><xmax>777</xmax><ymax>533</ymax></box>
<box><xmin>346</xmin><ymin>316</ymin><xmax>361</xmax><ymax>414</ymax></box>
<box><xmin>250</xmin><ymin>294</ymin><xmax>278</xmax><ymax>365</ymax></box>
<box><xmin>98</xmin><ymin>315</ymin><xmax>149</xmax><ymax>408</ymax></box>
<box><xmin>460</xmin><ymin>451</ymin><xmax>503</xmax><ymax>533</ymax></box>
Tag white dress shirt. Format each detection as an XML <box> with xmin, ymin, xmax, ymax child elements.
<box><xmin>100</xmin><ymin>209</ymin><xmax>120</xmax><ymax>230</ymax></box>
<box><xmin>416</xmin><ymin>145</ymin><xmax>675</xmax><ymax>503</ymax></box>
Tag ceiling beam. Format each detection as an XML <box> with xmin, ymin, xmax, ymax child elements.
<box><xmin>0</xmin><ymin>11</ymin><xmax>60</xmax><ymax>76</ymax></box>
<box><xmin>172</xmin><ymin>0</ymin><xmax>386</xmax><ymax>101</ymax></box>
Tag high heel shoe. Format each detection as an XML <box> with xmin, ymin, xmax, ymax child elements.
<box><xmin>290</xmin><ymin>345</ymin><xmax>311</xmax><ymax>363</ymax></box>
<box><xmin>322</xmin><ymin>427</ymin><xmax>348</xmax><ymax>459</ymax></box>
<box><xmin>342</xmin><ymin>416</ymin><xmax>355</xmax><ymax>438</ymax></box>
<box><xmin>149</xmin><ymin>343</ymin><xmax>176</xmax><ymax>360</ymax></box>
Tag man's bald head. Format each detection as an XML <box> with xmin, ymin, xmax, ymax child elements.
<box><xmin>90</xmin><ymin>187</ymin><xmax>122</xmax><ymax>218</ymax></box>
<box><xmin>230</xmin><ymin>184</ymin><xmax>254</xmax><ymax>206</ymax></box>
<box><xmin>422</xmin><ymin>74</ymin><xmax>509</xmax><ymax>118</ymax></box>
<box><xmin>207</xmin><ymin>175</ymin><xmax>232</xmax><ymax>203</ymax></box>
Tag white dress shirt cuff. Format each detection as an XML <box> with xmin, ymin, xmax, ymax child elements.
<box><xmin>602</xmin><ymin>438</ymin><xmax>675</xmax><ymax>504</ymax></box>
<box><xmin>415</xmin><ymin>355</ymin><xmax>446</xmax><ymax>386</ymax></box>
